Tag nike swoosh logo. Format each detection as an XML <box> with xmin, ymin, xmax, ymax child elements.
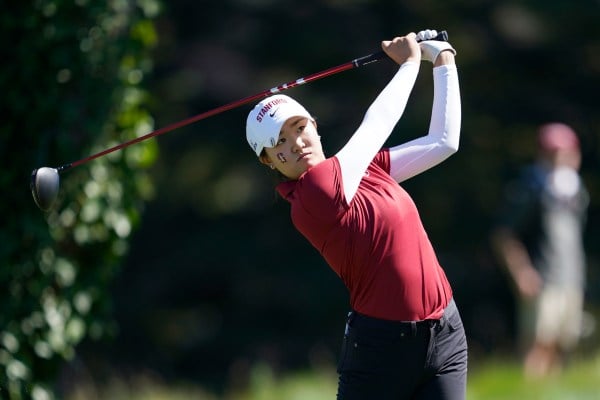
<box><xmin>269</xmin><ymin>108</ymin><xmax>278</xmax><ymax>117</ymax></box>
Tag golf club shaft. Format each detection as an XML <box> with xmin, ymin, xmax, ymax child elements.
<box><xmin>58</xmin><ymin>30</ymin><xmax>448</xmax><ymax>173</ymax></box>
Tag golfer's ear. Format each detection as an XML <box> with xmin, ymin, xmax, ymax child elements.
<box><xmin>259</xmin><ymin>154</ymin><xmax>272</xmax><ymax>165</ymax></box>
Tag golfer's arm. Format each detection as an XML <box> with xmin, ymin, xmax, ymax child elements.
<box><xmin>388</xmin><ymin>64</ymin><xmax>461</xmax><ymax>182</ymax></box>
<box><xmin>335</xmin><ymin>61</ymin><xmax>420</xmax><ymax>203</ymax></box>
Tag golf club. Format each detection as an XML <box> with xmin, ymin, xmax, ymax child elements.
<box><xmin>31</xmin><ymin>30</ymin><xmax>448</xmax><ymax>211</ymax></box>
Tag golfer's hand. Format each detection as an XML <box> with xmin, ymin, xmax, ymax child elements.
<box><xmin>381</xmin><ymin>33</ymin><xmax>421</xmax><ymax>65</ymax></box>
<box><xmin>417</xmin><ymin>29</ymin><xmax>456</xmax><ymax>65</ymax></box>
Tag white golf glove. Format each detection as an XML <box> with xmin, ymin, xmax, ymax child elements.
<box><xmin>417</xmin><ymin>29</ymin><xmax>439</xmax><ymax>41</ymax></box>
<box><xmin>417</xmin><ymin>29</ymin><xmax>456</xmax><ymax>63</ymax></box>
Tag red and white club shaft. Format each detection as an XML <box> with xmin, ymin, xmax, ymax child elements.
<box><xmin>57</xmin><ymin>30</ymin><xmax>448</xmax><ymax>173</ymax></box>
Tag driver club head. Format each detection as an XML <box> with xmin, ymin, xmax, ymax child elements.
<box><xmin>31</xmin><ymin>167</ymin><xmax>60</xmax><ymax>211</ymax></box>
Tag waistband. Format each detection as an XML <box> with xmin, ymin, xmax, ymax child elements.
<box><xmin>348</xmin><ymin>312</ymin><xmax>436</xmax><ymax>337</ymax></box>
<box><xmin>346</xmin><ymin>299</ymin><xmax>455</xmax><ymax>337</ymax></box>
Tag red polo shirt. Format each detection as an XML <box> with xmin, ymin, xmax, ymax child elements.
<box><xmin>276</xmin><ymin>149</ymin><xmax>452</xmax><ymax>321</ymax></box>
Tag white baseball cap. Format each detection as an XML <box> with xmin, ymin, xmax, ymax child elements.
<box><xmin>246</xmin><ymin>94</ymin><xmax>312</xmax><ymax>156</ymax></box>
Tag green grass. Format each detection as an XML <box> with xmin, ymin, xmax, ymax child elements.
<box><xmin>467</xmin><ymin>354</ymin><xmax>600</xmax><ymax>400</ymax></box>
<box><xmin>67</xmin><ymin>353</ymin><xmax>600</xmax><ymax>399</ymax></box>
<box><xmin>233</xmin><ymin>363</ymin><xmax>338</xmax><ymax>400</ymax></box>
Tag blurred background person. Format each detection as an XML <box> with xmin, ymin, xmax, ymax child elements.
<box><xmin>492</xmin><ymin>122</ymin><xmax>589</xmax><ymax>379</ymax></box>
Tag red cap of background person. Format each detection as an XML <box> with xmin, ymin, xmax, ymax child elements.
<box><xmin>538</xmin><ymin>123</ymin><xmax>579</xmax><ymax>151</ymax></box>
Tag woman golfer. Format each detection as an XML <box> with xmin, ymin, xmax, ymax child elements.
<box><xmin>246</xmin><ymin>30</ymin><xmax>467</xmax><ymax>399</ymax></box>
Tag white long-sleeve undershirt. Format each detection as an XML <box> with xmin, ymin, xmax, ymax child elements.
<box><xmin>335</xmin><ymin>63</ymin><xmax>461</xmax><ymax>204</ymax></box>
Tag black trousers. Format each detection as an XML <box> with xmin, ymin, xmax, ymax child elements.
<box><xmin>336</xmin><ymin>299</ymin><xmax>468</xmax><ymax>400</ymax></box>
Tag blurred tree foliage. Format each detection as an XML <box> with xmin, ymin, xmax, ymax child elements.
<box><xmin>1</xmin><ymin>0</ymin><xmax>159</xmax><ymax>398</ymax></box>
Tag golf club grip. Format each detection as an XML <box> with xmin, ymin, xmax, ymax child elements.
<box><xmin>354</xmin><ymin>30</ymin><xmax>449</xmax><ymax>67</ymax></box>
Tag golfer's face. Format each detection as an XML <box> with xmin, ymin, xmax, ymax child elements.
<box><xmin>264</xmin><ymin>116</ymin><xmax>325</xmax><ymax>179</ymax></box>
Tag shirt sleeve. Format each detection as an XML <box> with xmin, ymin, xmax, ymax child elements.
<box><xmin>335</xmin><ymin>61</ymin><xmax>420</xmax><ymax>204</ymax></box>
<box><xmin>388</xmin><ymin>64</ymin><xmax>461</xmax><ymax>183</ymax></box>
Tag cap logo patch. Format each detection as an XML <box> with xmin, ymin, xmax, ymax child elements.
<box><xmin>256</xmin><ymin>98</ymin><xmax>288</xmax><ymax>123</ymax></box>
